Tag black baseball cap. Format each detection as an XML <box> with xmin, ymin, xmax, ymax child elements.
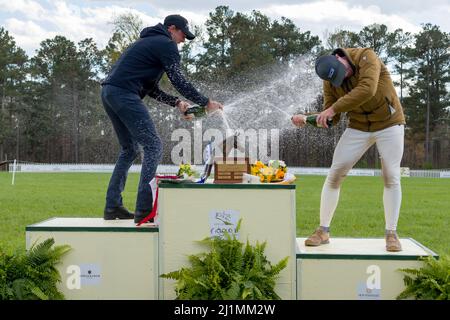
<box><xmin>164</xmin><ymin>14</ymin><xmax>195</xmax><ymax>40</ymax></box>
<box><xmin>315</xmin><ymin>55</ymin><xmax>346</xmax><ymax>87</ymax></box>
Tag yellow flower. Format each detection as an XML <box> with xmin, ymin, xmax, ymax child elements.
<box><xmin>250</xmin><ymin>160</ymin><xmax>289</xmax><ymax>183</ymax></box>
<box><xmin>251</xmin><ymin>166</ymin><xmax>260</xmax><ymax>176</ymax></box>
<box><xmin>255</xmin><ymin>161</ymin><xmax>265</xmax><ymax>169</ymax></box>
<box><xmin>258</xmin><ymin>174</ymin><xmax>265</xmax><ymax>182</ymax></box>
<box><xmin>276</xmin><ymin>170</ymin><xmax>285</xmax><ymax>180</ymax></box>
<box><xmin>261</xmin><ymin>167</ymin><xmax>274</xmax><ymax>176</ymax></box>
<box><xmin>178</xmin><ymin>163</ymin><xmax>196</xmax><ymax>177</ymax></box>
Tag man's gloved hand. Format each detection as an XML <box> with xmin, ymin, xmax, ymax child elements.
<box><xmin>176</xmin><ymin>100</ymin><xmax>193</xmax><ymax>120</ymax></box>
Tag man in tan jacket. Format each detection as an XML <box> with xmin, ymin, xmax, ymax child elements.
<box><xmin>292</xmin><ymin>48</ymin><xmax>405</xmax><ymax>252</ymax></box>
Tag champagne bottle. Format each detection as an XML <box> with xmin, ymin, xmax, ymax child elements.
<box><xmin>184</xmin><ymin>105</ymin><xmax>207</xmax><ymax>118</ymax></box>
<box><xmin>305</xmin><ymin>114</ymin><xmax>333</xmax><ymax>128</ymax></box>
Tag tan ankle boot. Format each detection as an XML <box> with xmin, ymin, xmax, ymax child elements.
<box><xmin>386</xmin><ymin>232</ymin><xmax>402</xmax><ymax>252</ymax></box>
<box><xmin>305</xmin><ymin>228</ymin><xmax>330</xmax><ymax>246</ymax></box>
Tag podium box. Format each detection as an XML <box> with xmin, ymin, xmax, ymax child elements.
<box><xmin>25</xmin><ymin>204</ymin><xmax>439</xmax><ymax>300</ymax></box>
<box><xmin>158</xmin><ymin>182</ymin><xmax>297</xmax><ymax>300</ymax></box>
<box><xmin>26</xmin><ymin>218</ymin><xmax>158</xmax><ymax>300</ymax></box>
<box><xmin>296</xmin><ymin>237</ymin><xmax>438</xmax><ymax>300</ymax></box>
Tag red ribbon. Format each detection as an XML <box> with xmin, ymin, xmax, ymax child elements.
<box><xmin>136</xmin><ymin>175</ymin><xmax>179</xmax><ymax>226</ymax></box>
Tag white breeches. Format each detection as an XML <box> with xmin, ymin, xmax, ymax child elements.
<box><xmin>320</xmin><ymin>125</ymin><xmax>405</xmax><ymax>231</ymax></box>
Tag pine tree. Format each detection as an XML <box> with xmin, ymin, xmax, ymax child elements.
<box><xmin>0</xmin><ymin>27</ymin><xmax>28</xmax><ymax>161</ymax></box>
<box><xmin>403</xmin><ymin>24</ymin><xmax>450</xmax><ymax>165</ymax></box>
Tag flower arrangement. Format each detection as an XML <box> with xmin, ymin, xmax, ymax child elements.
<box><xmin>250</xmin><ymin>160</ymin><xmax>287</xmax><ymax>183</ymax></box>
<box><xmin>177</xmin><ymin>163</ymin><xmax>198</xmax><ymax>179</ymax></box>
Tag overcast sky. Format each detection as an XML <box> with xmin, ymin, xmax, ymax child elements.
<box><xmin>1</xmin><ymin>0</ymin><xmax>449</xmax><ymax>57</ymax></box>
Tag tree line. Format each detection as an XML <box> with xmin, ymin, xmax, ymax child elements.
<box><xmin>0</xmin><ymin>6</ymin><xmax>449</xmax><ymax>169</ymax></box>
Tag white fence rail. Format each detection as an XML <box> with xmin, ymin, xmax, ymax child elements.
<box><xmin>7</xmin><ymin>163</ymin><xmax>450</xmax><ymax>178</ymax></box>
<box><xmin>8</xmin><ymin>163</ymin><xmax>179</xmax><ymax>174</ymax></box>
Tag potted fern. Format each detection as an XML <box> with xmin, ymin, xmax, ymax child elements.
<box><xmin>397</xmin><ymin>255</ymin><xmax>450</xmax><ymax>300</ymax></box>
<box><xmin>0</xmin><ymin>238</ymin><xmax>71</xmax><ymax>300</ymax></box>
<box><xmin>160</xmin><ymin>220</ymin><xmax>288</xmax><ymax>300</ymax></box>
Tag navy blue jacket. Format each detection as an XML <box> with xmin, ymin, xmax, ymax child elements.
<box><xmin>102</xmin><ymin>23</ymin><xmax>209</xmax><ymax>107</ymax></box>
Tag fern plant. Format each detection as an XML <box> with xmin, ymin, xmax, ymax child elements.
<box><xmin>160</xmin><ymin>220</ymin><xmax>288</xmax><ymax>300</ymax></box>
<box><xmin>397</xmin><ymin>255</ymin><xmax>450</xmax><ymax>300</ymax></box>
<box><xmin>0</xmin><ymin>238</ymin><xmax>71</xmax><ymax>300</ymax></box>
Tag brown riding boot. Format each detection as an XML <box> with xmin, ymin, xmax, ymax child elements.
<box><xmin>305</xmin><ymin>228</ymin><xmax>330</xmax><ymax>246</ymax></box>
<box><xmin>386</xmin><ymin>231</ymin><xmax>402</xmax><ymax>252</ymax></box>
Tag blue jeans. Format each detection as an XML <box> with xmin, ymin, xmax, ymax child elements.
<box><xmin>101</xmin><ymin>84</ymin><xmax>162</xmax><ymax>213</ymax></box>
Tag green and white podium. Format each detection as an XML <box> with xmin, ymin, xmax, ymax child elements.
<box><xmin>26</xmin><ymin>218</ymin><xmax>158</xmax><ymax>300</ymax></box>
<box><xmin>25</xmin><ymin>184</ymin><xmax>438</xmax><ymax>300</ymax></box>
<box><xmin>296</xmin><ymin>237</ymin><xmax>438</xmax><ymax>300</ymax></box>
<box><xmin>157</xmin><ymin>182</ymin><xmax>297</xmax><ymax>300</ymax></box>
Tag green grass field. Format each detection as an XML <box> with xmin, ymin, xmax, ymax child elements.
<box><xmin>0</xmin><ymin>172</ymin><xmax>449</xmax><ymax>255</ymax></box>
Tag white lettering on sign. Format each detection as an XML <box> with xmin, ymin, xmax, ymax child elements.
<box><xmin>80</xmin><ymin>264</ymin><xmax>102</xmax><ymax>286</ymax></box>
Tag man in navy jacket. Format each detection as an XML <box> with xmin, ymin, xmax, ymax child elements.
<box><xmin>101</xmin><ymin>14</ymin><xmax>223</xmax><ymax>223</ymax></box>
